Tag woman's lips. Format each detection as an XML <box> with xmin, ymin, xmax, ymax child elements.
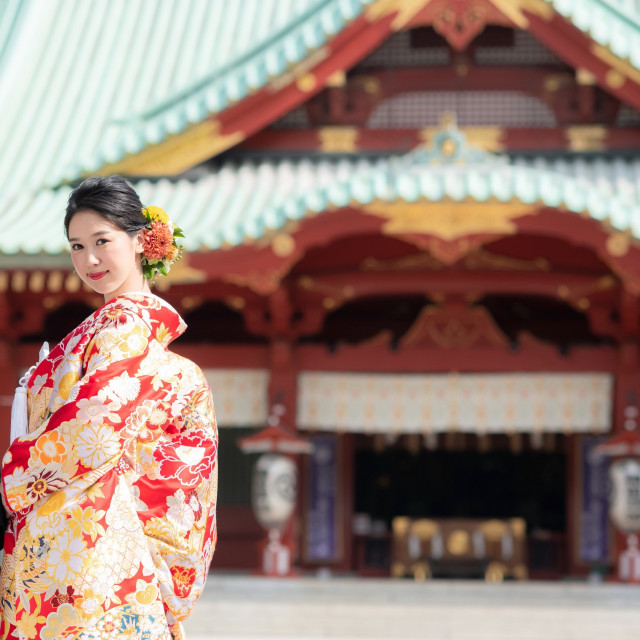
<box><xmin>88</xmin><ymin>271</ymin><xmax>108</xmax><ymax>281</ymax></box>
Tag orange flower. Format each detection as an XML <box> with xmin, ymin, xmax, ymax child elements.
<box><xmin>33</xmin><ymin>430</ymin><xmax>66</xmax><ymax>465</ymax></box>
<box><xmin>143</xmin><ymin>223</ymin><xmax>173</xmax><ymax>260</ymax></box>
<box><xmin>165</xmin><ymin>243</ymin><xmax>179</xmax><ymax>262</ymax></box>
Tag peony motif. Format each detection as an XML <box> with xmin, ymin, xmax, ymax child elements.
<box><xmin>143</xmin><ymin>222</ymin><xmax>174</xmax><ymax>261</ymax></box>
<box><xmin>102</xmin><ymin>371</ymin><xmax>141</xmax><ymax>405</ymax></box>
<box><xmin>152</xmin><ymin>428</ymin><xmax>217</xmax><ymax>489</ymax></box>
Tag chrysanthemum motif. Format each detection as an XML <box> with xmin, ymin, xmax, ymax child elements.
<box><xmin>143</xmin><ymin>223</ymin><xmax>173</xmax><ymax>260</ymax></box>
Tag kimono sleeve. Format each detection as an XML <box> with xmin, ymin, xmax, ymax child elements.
<box><xmin>2</xmin><ymin>310</ymin><xmax>153</xmax><ymax>514</ymax></box>
<box><xmin>134</xmin><ymin>371</ymin><xmax>218</xmax><ymax>630</ymax></box>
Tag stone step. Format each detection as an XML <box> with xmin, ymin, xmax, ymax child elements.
<box><xmin>183</xmin><ymin>575</ymin><xmax>640</xmax><ymax>640</ymax></box>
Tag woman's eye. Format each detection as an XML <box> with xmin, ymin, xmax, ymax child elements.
<box><xmin>96</xmin><ymin>238</ymin><xmax>108</xmax><ymax>245</ymax></box>
<box><xmin>71</xmin><ymin>244</ymin><xmax>83</xmax><ymax>251</ymax></box>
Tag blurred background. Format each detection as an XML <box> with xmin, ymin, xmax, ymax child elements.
<box><xmin>2</xmin><ymin>0</ymin><xmax>640</xmax><ymax>637</ymax></box>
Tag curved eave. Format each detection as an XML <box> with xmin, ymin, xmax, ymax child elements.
<box><xmin>91</xmin><ymin>3</ymin><xmax>395</xmax><ymax>179</ymax></box>
<box><xmin>548</xmin><ymin>0</ymin><xmax>640</xmax><ymax>68</ymax></box>
<box><xmin>5</xmin><ymin>156</ymin><xmax>640</xmax><ymax>258</ymax></box>
<box><xmin>494</xmin><ymin>0</ymin><xmax>640</xmax><ymax>112</ymax></box>
<box><xmin>93</xmin><ymin>0</ymin><xmax>640</xmax><ymax>179</ymax></box>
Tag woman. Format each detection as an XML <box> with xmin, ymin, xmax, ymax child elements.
<box><xmin>1</xmin><ymin>176</ymin><xmax>218</xmax><ymax>639</ymax></box>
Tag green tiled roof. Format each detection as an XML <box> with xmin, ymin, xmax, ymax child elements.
<box><xmin>2</xmin><ymin>151</ymin><xmax>639</xmax><ymax>265</ymax></box>
<box><xmin>549</xmin><ymin>0</ymin><xmax>640</xmax><ymax>65</ymax></box>
<box><xmin>0</xmin><ymin>0</ymin><xmax>371</xmax><ymax>195</ymax></box>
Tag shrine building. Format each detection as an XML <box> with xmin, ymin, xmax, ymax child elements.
<box><xmin>1</xmin><ymin>0</ymin><xmax>640</xmax><ymax>580</ymax></box>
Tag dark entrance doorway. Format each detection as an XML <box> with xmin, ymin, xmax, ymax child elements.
<box><xmin>353</xmin><ymin>435</ymin><xmax>567</xmax><ymax>577</ymax></box>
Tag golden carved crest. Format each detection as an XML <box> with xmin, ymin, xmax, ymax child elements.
<box><xmin>400</xmin><ymin>300</ymin><xmax>509</xmax><ymax>350</ymax></box>
<box><xmin>361</xmin><ymin>200</ymin><xmax>539</xmax><ymax>241</ymax></box>
<box><xmin>318</xmin><ymin>127</ymin><xmax>358</xmax><ymax>153</ymax></box>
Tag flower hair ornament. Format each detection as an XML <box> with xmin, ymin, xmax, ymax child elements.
<box><xmin>140</xmin><ymin>206</ymin><xmax>184</xmax><ymax>280</ymax></box>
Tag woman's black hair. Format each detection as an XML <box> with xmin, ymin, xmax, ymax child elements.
<box><xmin>64</xmin><ymin>175</ymin><xmax>146</xmax><ymax>238</ymax></box>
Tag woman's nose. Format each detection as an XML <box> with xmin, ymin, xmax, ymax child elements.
<box><xmin>87</xmin><ymin>252</ymin><xmax>100</xmax><ymax>266</ymax></box>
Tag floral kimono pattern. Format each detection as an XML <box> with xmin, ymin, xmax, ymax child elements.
<box><xmin>0</xmin><ymin>293</ymin><xmax>218</xmax><ymax>640</ymax></box>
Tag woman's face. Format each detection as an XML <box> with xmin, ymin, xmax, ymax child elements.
<box><xmin>68</xmin><ymin>209</ymin><xmax>146</xmax><ymax>301</ymax></box>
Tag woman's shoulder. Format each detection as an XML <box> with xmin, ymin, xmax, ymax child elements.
<box><xmin>93</xmin><ymin>292</ymin><xmax>187</xmax><ymax>347</ymax></box>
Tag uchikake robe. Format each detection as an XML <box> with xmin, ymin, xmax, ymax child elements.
<box><xmin>0</xmin><ymin>293</ymin><xmax>218</xmax><ymax>640</ymax></box>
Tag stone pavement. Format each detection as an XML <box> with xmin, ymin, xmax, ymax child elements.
<box><xmin>184</xmin><ymin>574</ymin><xmax>640</xmax><ymax>640</ymax></box>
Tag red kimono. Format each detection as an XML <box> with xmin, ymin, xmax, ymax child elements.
<box><xmin>1</xmin><ymin>293</ymin><xmax>218</xmax><ymax>639</ymax></box>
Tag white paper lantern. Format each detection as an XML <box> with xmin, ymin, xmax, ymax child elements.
<box><xmin>252</xmin><ymin>453</ymin><xmax>297</xmax><ymax>530</ymax></box>
<box><xmin>610</xmin><ymin>458</ymin><xmax>640</xmax><ymax>533</ymax></box>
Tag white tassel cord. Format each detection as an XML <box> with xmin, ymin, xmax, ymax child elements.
<box><xmin>10</xmin><ymin>342</ymin><xmax>49</xmax><ymax>444</ymax></box>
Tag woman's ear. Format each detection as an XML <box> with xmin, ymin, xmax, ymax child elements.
<box><xmin>134</xmin><ymin>229</ymin><xmax>146</xmax><ymax>254</ymax></box>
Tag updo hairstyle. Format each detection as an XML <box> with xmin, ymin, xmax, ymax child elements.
<box><xmin>64</xmin><ymin>175</ymin><xmax>146</xmax><ymax>238</ymax></box>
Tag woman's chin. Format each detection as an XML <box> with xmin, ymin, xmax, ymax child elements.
<box><xmin>81</xmin><ymin>276</ymin><xmax>112</xmax><ymax>295</ymax></box>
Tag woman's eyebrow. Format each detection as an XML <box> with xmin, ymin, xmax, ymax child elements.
<box><xmin>68</xmin><ymin>231</ymin><xmax>110</xmax><ymax>242</ymax></box>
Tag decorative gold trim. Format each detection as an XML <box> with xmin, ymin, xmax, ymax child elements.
<box><xmin>447</xmin><ymin>529</ymin><xmax>470</xmax><ymax>556</ymax></box>
<box><xmin>606</xmin><ymin>69</ymin><xmax>626</xmax><ymax>89</ymax></box>
<box><xmin>606</xmin><ymin>232</ymin><xmax>630</xmax><ymax>257</ymax></box>
<box><xmin>593</xmin><ymin>44</ymin><xmax>640</xmax><ymax>86</ymax></box>
<box><xmin>352</xmin><ymin>75</ymin><xmax>381</xmax><ymax>95</ymax></box>
<box><xmin>29</xmin><ymin>271</ymin><xmax>45</xmax><ymax>293</ymax></box>
<box><xmin>271</xmin><ymin>233</ymin><xmax>296</xmax><ymax>257</ymax></box>
<box><xmin>12</xmin><ymin>271</ymin><xmax>26</xmax><ymax>293</ymax></box>
<box><xmin>96</xmin><ymin>119</ymin><xmax>245</xmax><ymax>177</ymax></box>
<box><xmin>366</xmin><ymin>0</ymin><xmax>435</xmax><ymax>31</ymax></box>
<box><xmin>65</xmin><ymin>273</ymin><xmax>80</xmax><ymax>293</ymax></box>
<box><xmin>325</xmin><ymin>70</ymin><xmax>346</xmax><ymax>87</ymax></box>
<box><xmin>269</xmin><ymin>47</ymin><xmax>329</xmax><ymax>92</ymax></box>
<box><xmin>361</xmin><ymin>253</ymin><xmax>445</xmax><ymax>271</ymax></box>
<box><xmin>318</xmin><ymin>127</ymin><xmax>359</xmax><ymax>153</ymax></box>
<box><xmin>464</xmin><ymin>249</ymin><xmax>551</xmax><ymax>272</ymax></box>
<box><xmin>0</xmin><ymin>272</ymin><xmax>7</xmax><ymax>293</ymax></box>
<box><xmin>296</xmin><ymin>73</ymin><xmax>318</xmax><ymax>93</ymax></box>
<box><xmin>361</xmin><ymin>200</ymin><xmax>539</xmax><ymax>240</ymax></box>
<box><xmin>486</xmin><ymin>0</ymin><xmax>553</xmax><ymax>29</ymax></box>
<box><xmin>576</xmin><ymin>68</ymin><xmax>596</xmax><ymax>86</ymax></box>
<box><xmin>224</xmin><ymin>296</ymin><xmax>246</xmax><ymax>311</ymax></box>
<box><xmin>566</xmin><ymin>126</ymin><xmax>607</xmax><ymax>152</ymax></box>
<box><xmin>410</xmin><ymin>519</ymin><xmax>439</xmax><ymax>540</ymax></box>
<box><xmin>419</xmin><ymin>126</ymin><xmax>505</xmax><ymax>153</ymax></box>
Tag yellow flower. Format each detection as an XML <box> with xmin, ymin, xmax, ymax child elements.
<box><xmin>144</xmin><ymin>206</ymin><xmax>169</xmax><ymax>224</ymax></box>
<box><xmin>118</xmin><ymin>325</ymin><xmax>148</xmax><ymax>357</ymax></box>
<box><xmin>67</xmin><ymin>505</ymin><xmax>105</xmax><ymax>541</ymax></box>
<box><xmin>15</xmin><ymin>611</ymin><xmax>46</xmax><ymax>639</ymax></box>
